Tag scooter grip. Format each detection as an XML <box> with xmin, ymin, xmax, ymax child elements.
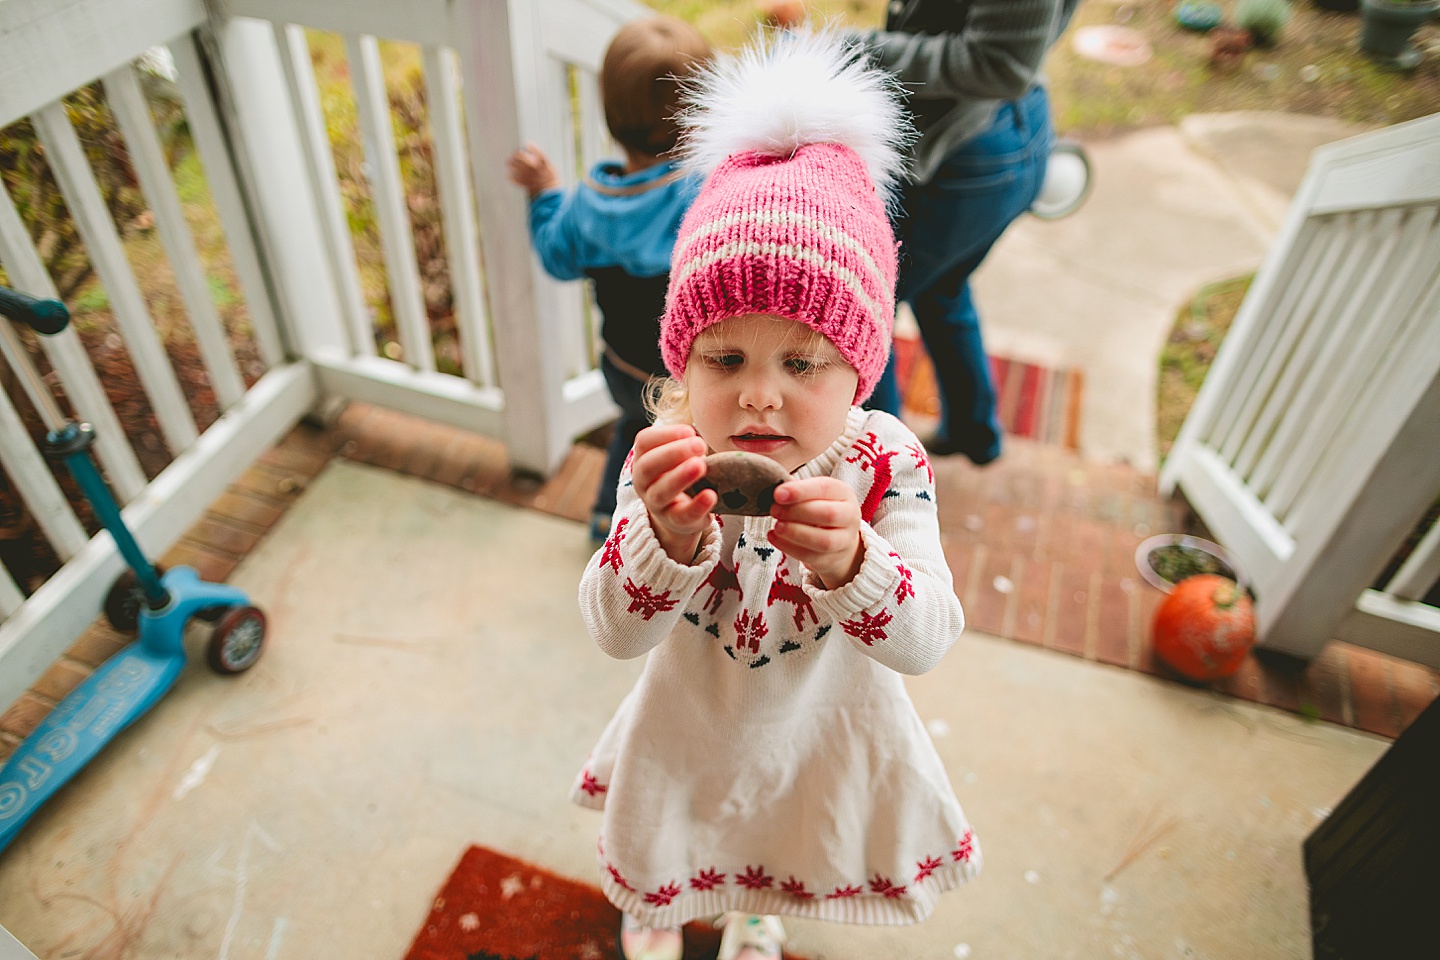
<box><xmin>0</xmin><ymin>285</ymin><xmax>70</xmax><ymax>334</ymax></box>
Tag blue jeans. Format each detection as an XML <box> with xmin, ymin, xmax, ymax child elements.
<box><xmin>594</xmin><ymin>353</ymin><xmax>654</xmax><ymax>522</ymax></box>
<box><xmin>869</xmin><ymin>85</ymin><xmax>1053</xmax><ymax>464</ymax></box>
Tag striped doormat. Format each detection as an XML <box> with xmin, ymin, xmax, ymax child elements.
<box><xmin>892</xmin><ymin>335</ymin><xmax>1083</xmax><ymax>450</ymax></box>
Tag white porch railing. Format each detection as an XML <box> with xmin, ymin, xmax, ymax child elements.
<box><xmin>1161</xmin><ymin>113</ymin><xmax>1440</xmax><ymax>667</ymax></box>
<box><xmin>0</xmin><ymin>0</ymin><xmax>640</xmax><ymax>713</ymax></box>
<box><xmin>216</xmin><ymin>0</ymin><xmax>634</xmax><ymax>463</ymax></box>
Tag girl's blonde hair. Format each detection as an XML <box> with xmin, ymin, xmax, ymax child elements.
<box><xmin>643</xmin><ymin>375</ymin><xmax>691</xmax><ymax>427</ymax></box>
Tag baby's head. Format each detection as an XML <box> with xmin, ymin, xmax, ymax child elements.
<box><xmin>600</xmin><ymin>17</ymin><xmax>712</xmax><ymax>159</ymax></box>
<box><xmin>656</xmin><ymin>31</ymin><xmax>910</xmax><ymax>468</ymax></box>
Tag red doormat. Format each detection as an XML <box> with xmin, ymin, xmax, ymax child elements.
<box><xmin>404</xmin><ymin>846</ymin><xmax>813</xmax><ymax>960</ymax></box>
<box><xmin>892</xmin><ymin>335</ymin><xmax>1083</xmax><ymax>450</ymax></box>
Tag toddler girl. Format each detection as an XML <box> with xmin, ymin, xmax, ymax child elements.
<box><xmin>575</xmin><ymin>31</ymin><xmax>979</xmax><ymax>960</ymax></box>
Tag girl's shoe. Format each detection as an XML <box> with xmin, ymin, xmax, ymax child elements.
<box><xmin>618</xmin><ymin>912</ymin><xmax>683</xmax><ymax>960</ymax></box>
<box><xmin>715</xmin><ymin>913</ymin><xmax>786</xmax><ymax>960</ymax></box>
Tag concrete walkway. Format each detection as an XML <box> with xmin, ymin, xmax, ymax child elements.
<box><xmin>0</xmin><ymin>462</ymin><xmax>1387</xmax><ymax>959</ymax></box>
<box><xmin>975</xmin><ymin>112</ymin><xmax>1366</xmax><ymax>473</ymax></box>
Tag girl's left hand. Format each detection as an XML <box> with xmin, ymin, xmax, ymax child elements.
<box><xmin>768</xmin><ymin>477</ymin><xmax>863</xmax><ymax>589</ymax></box>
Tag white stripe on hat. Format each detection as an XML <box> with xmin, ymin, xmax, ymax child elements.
<box><xmin>673</xmin><ymin>239</ymin><xmax>890</xmax><ymax>330</ymax></box>
<box><xmin>674</xmin><ymin>209</ymin><xmax>887</xmax><ymax>297</ymax></box>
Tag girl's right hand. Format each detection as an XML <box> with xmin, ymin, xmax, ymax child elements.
<box><xmin>631</xmin><ymin>424</ymin><xmax>716</xmax><ymax>563</ymax></box>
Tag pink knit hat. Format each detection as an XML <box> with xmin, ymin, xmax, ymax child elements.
<box><xmin>661</xmin><ymin>31</ymin><xmax>910</xmax><ymax>403</ymax></box>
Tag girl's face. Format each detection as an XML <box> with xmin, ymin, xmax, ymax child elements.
<box><xmin>687</xmin><ymin>314</ymin><xmax>859</xmax><ymax>473</ymax></box>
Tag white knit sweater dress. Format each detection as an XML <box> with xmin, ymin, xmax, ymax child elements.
<box><xmin>573</xmin><ymin>407</ymin><xmax>981</xmax><ymax>927</ymax></box>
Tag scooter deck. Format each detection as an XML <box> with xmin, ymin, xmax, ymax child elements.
<box><xmin>0</xmin><ymin>641</ymin><xmax>186</xmax><ymax>848</ymax></box>
<box><xmin>0</xmin><ymin>568</ymin><xmax>249</xmax><ymax>850</ymax></box>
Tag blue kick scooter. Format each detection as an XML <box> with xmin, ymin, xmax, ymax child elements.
<box><xmin>0</xmin><ymin>284</ymin><xmax>267</xmax><ymax>852</ymax></box>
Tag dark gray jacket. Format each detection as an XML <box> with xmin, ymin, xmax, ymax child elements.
<box><xmin>859</xmin><ymin>0</ymin><xmax>1080</xmax><ymax>183</ymax></box>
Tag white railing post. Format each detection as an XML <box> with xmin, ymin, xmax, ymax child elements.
<box><xmin>451</xmin><ymin>0</ymin><xmax>571</xmax><ymax>475</ymax></box>
<box><xmin>1164</xmin><ymin>113</ymin><xmax>1440</xmax><ymax>665</ymax></box>
<box><xmin>1260</xmin><ymin>375</ymin><xmax>1440</xmax><ymax>659</ymax></box>
<box><xmin>201</xmin><ymin>15</ymin><xmax>350</xmax><ymax>365</ymax></box>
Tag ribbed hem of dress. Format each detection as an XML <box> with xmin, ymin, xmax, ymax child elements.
<box><xmin>596</xmin><ymin>854</ymin><xmax>982</xmax><ymax>928</ymax></box>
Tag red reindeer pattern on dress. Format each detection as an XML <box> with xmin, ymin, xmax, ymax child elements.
<box><xmin>906</xmin><ymin>441</ymin><xmax>933</xmax><ymax>484</ymax></box>
<box><xmin>600</xmin><ymin>517</ymin><xmax>628</xmax><ymax>574</ymax></box>
<box><xmin>733</xmin><ymin>608</ymin><xmax>768</xmax><ymax>654</ymax></box>
<box><xmin>914</xmin><ymin>855</ymin><xmax>944</xmax><ymax>883</ymax></box>
<box><xmin>766</xmin><ymin>567</ymin><xmax>818</xmax><ymax>629</ymax></box>
<box><xmin>623</xmin><ymin>579</ymin><xmax>678</xmax><ymax>620</ymax></box>
<box><xmin>690</xmin><ymin>867</ymin><xmax>726</xmax><ymax>891</ymax></box>
<box><xmin>846</xmin><ymin>432</ymin><xmax>901</xmax><ymax>524</ymax></box>
<box><xmin>700</xmin><ymin>560</ymin><xmax>741</xmax><ymax>614</ymax></box>
<box><xmin>644</xmin><ymin>881</ymin><xmax>682</xmax><ymax>906</ymax></box>
<box><xmin>780</xmin><ymin>876</ymin><xmax>815</xmax><ymax>899</ymax></box>
<box><xmin>889</xmin><ymin>551</ymin><xmax>915</xmax><ymax>605</ymax></box>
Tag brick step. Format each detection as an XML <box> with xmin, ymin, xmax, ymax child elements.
<box><xmin>929</xmin><ymin>436</ymin><xmax>1437</xmax><ymax>738</ymax></box>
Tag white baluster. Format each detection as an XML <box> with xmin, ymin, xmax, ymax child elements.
<box><xmin>0</xmin><ymin>178</ymin><xmax>147</xmax><ymax>501</ymax></box>
<box><xmin>31</xmin><ymin>99</ymin><xmax>198</xmax><ymax>455</ymax></box>
<box><xmin>345</xmin><ymin>34</ymin><xmax>434</xmax><ymax>371</ymax></box>
<box><xmin>423</xmin><ymin>44</ymin><xmax>495</xmax><ymax>387</ymax></box>
<box><xmin>105</xmin><ymin>62</ymin><xmax>247</xmax><ymax>410</ymax></box>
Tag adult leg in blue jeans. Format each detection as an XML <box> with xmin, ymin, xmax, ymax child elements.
<box><xmin>870</xmin><ymin>85</ymin><xmax>1053</xmax><ymax>464</ymax></box>
<box><xmin>592</xmin><ymin>353</ymin><xmax>654</xmax><ymax>544</ymax></box>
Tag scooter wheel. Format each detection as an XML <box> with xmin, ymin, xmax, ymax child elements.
<box><xmin>207</xmin><ymin>606</ymin><xmax>267</xmax><ymax>675</ymax></box>
<box><xmin>104</xmin><ymin>566</ymin><xmax>166</xmax><ymax>634</ymax></box>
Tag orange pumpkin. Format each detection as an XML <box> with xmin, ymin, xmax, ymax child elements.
<box><xmin>1152</xmin><ymin>574</ymin><xmax>1256</xmax><ymax>680</ymax></box>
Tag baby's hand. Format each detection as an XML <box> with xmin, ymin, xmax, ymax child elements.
<box><xmin>768</xmin><ymin>478</ymin><xmax>863</xmax><ymax>589</ymax></box>
<box><xmin>631</xmin><ymin>424</ymin><xmax>717</xmax><ymax>563</ymax></box>
<box><xmin>506</xmin><ymin>143</ymin><xmax>560</xmax><ymax>197</ymax></box>
<box><xmin>759</xmin><ymin>0</ymin><xmax>806</xmax><ymax>29</ymax></box>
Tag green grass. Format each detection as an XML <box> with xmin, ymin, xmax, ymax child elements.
<box><xmin>1157</xmin><ymin>275</ymin><xmax>1253</xmax><ymax>463</ymax></box>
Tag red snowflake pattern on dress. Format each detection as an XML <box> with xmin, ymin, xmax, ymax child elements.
<box><xmin>623</xmin><ymin>578</ymin><xmax>678</xmax><ymax>620</ymax></box>
<box><xmin>780</xmin><ymin>876</ymin><xmax>815</xmax><ymax>899</ymax></box>
<box><xmin>700</xmin><ymin>561</ymin><xmax>741</xmax><ymax>614</ymax></box>
<box><xmin>737</xmin><ymin>865</ymin><xmax>774</xmax><ymax>890</ymax></box>
<box><xmin>889</xmin><ymin>551</ymin><xmax>916</xmax><ymax>605</ymax></box>
<box><xmin>914</xmin><ymin>855</ymin><xmax>944</xmax><ymax>883</ymax></box>
<box><xmin>826</xmin><ymin>884</ymin><xmax>863</xmax><ymax>899</ymax></box>
<box><xmin>733</xmin><ymin>608</ymin><xmax>769</xmax><ymax>654</ymax></box>
<box><xmin>690</xmin><ymin>868</ymin><xmax>726</xmax><ymax>891</ymax></box>
<box><xmin>599</xmin><ymin>517</ymin><xmax>629</xmax><ymax>574</ymax></box>
<box><xmin>952</xmin><ymin>829</ymin><xmax>976</xmax><ymax>862</ymax></box>
<box><xmin>622</xmin><ymin>448</ymin><xmax>636</xmax><ymax>474</ymax></box>
<box><xmin>579</xmin><ymin>770</ymin><xmax>607</xmax><ymax>796</ymax></box>
<box><xmin>846</xmin><ymin>432</ymin><xmax>901</xmax><ymax>524</ymax></box>
<box><xmin>644</xmin><ymin>882</ymin><xmax>682</xmax><ymax>907</ymax></box>
<box><xmin>767</xmin><ymin>567</ymin><xmax>818</xmax><ymax>629</ymax></box>
<box><xmin>607</xmin><ymin>863</ymin><xmax>634</xmax><ymax>891</ymax></box>
<box><xmin>841</xmin><ymin>607</ymin><xmax>894</xmax><ymax>645</ymax></box>
<box><xmin>906</xmin><ymin>442</ymin><xmax>933</xmax><ymax>484</ymax></box>
<box><xmin>868</xmin><ymin>874</ymin><xmax>907</xmax><ymax>898</ymax></box>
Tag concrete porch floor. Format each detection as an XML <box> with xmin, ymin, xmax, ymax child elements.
<box><xmin>0</xmin><ymin>456</ymin><xmax>1387</xmax><ymax>960</ymax></box>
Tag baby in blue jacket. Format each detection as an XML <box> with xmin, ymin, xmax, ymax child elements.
<box><xmin>507</xmin><ymin>16</ymin><xmax>711</xmax><ymax>544</ymax></box>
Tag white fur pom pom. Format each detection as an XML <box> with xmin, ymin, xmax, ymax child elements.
<box><xmin>677</xmin><ymin>28</ymin><xmax>912</xmax><ymax>204</ymax></box>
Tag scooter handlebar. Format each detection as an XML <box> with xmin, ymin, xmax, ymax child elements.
<box><xmin>0</xmin><ymin>285</ymin><xmax>70</xmax><ymax>335</ymax></box>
